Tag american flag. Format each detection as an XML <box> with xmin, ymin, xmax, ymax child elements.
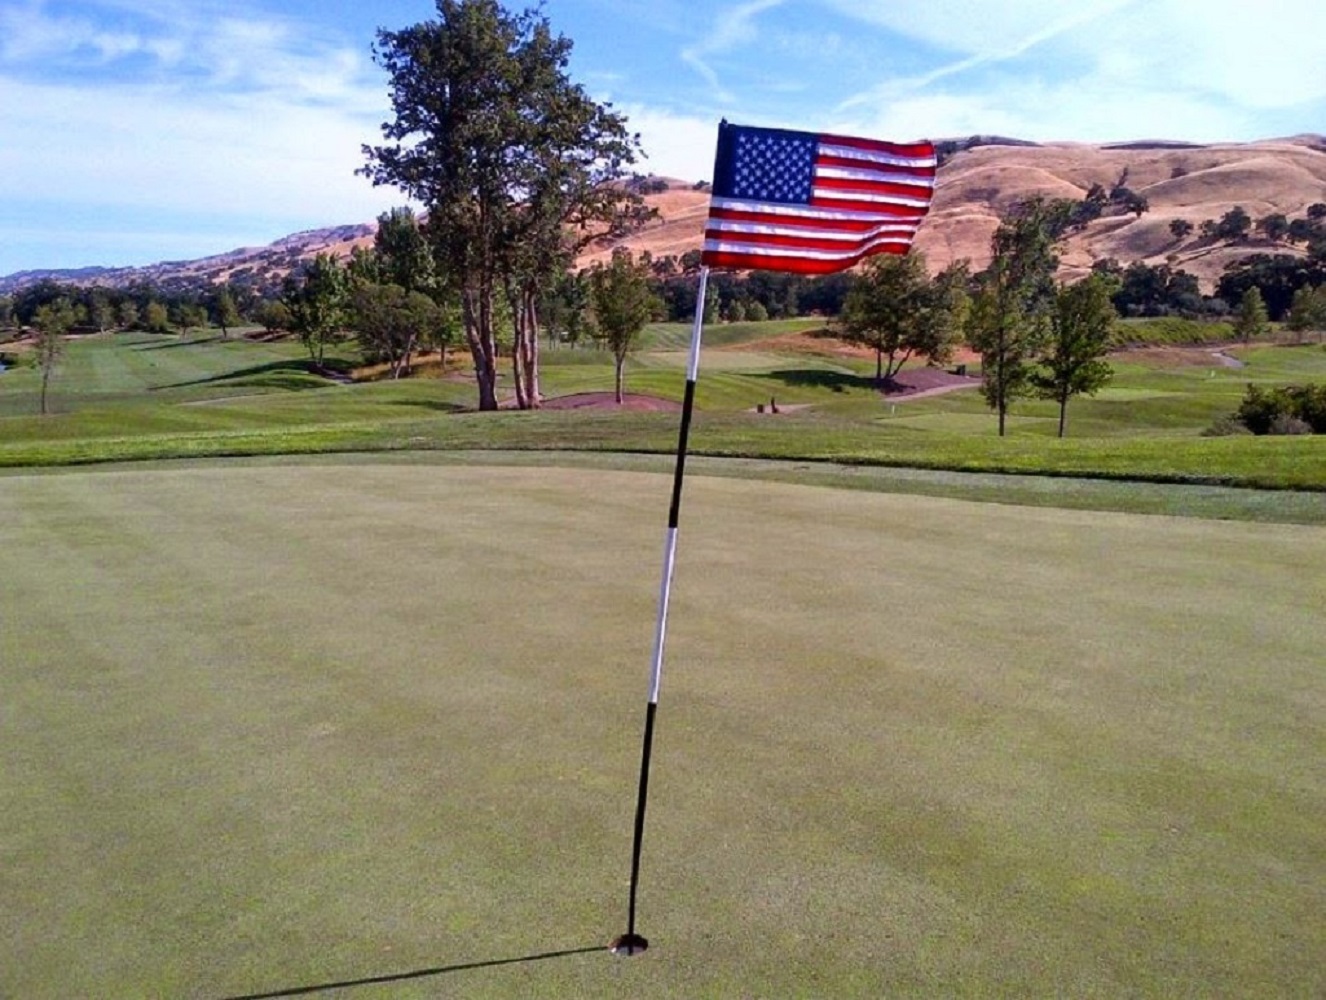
<box><xmin>700</xmin><ymin>122</ymin><xmax>936</xmax><ymax>275</ymax></box>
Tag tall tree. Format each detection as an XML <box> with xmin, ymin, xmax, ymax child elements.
<box><xmin>373</xmin><ymin>206</ymin><xmax>435</xmax><ymax>294</ymax></box>
<box><xmin>1235</xmin><ymin>286</ymin><xmax>1270</xmax><ymax>344</ymax></box>
<box><xmin>1285</xmin><ymin>284</ymin><xmax>1326</xmax><ymax>341</ymax></box>
<box><xmin>211</xmin><ymin>285</ymin><xmax>241</xmax><ymax>339</ymax></box>
<box><xmin>254</xmin><ymin>299</ymin><xmax>292</xmax><ymax>334</ymax></box>
<box><xmin>967</xmin><ymin>197</ymin><xmax>1066</xmax><ymax>435</ymax></box>
<box><xmin>89</xmin><ymin>290</ymin><xmax>115</xmax><ymax>333</ymax></box>
<box><xmin>171</xmin><ymin>301</ymin><xmax>207</xmax><ymax>336</ymax></box>
<box><xmin>351</xmin><ymin>283</ymin><xmax>444</xmax><ymax>378</ymax></box>
<box><xmin>283</xmin><ymin>254</ymin><xmax>348</xmax><ymax>368</ymax></box>
<box><xmin>361</xmin><ymin>0</ymin><xmax>646</xmax><ymax>410</ymax></box>
<box><xmin>1032</xmin><ymin>274</ymin><xmax>1116</xmax><ymax>438</ymax></box>
<box><xmin>117</xmin><ymin>299</ymin><xmax>139</xmax><ymax>331</ymax></box>
<box><xmin>144</xmin><ymin>300</ymin><xmax>170</xmax><ymax>333</ymax></box>
<box><xmin>542</xmin><ymin>270</ymin><xmax>594</xmax><ymax>349</ymax></box>
<box><xmin>588</xmin><ymin>251</ymin><xmax>656</xmax><ymax>403</ymax></box>
<box><xmin>33</xmin><ymin>298</ymin><xmax>76</xmax><ymax>415</ymax></box>
<box><xmin>836</xmin><ymin>252</ymin><xmax>964</xmax><ymax>388</ymax></box>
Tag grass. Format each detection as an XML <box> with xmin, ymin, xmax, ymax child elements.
<box><xmin>1</xmin><ymin>327</ymin><xmax>1325</xmax><ymax>498</ymax></box>
<box><xmin>2</xmin><ymin>461</ymin><xmax>1323</xmax><ymax>998</ymax></box>
<box><xmin>3</xmin><ymin>325</ymin><xmax>1322</xmax><ymax>993</ymax></box>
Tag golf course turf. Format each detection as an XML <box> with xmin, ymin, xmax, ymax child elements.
<box><xmin>3</xmin><ymin>459</ymin><xmax>1323</xmax><ymax>997</ymax></box>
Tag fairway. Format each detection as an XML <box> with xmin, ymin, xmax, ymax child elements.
<box><xmin>3</xmin><ymin>460</ymin><xmax>1324</xmax><ymax>998</ymax></box>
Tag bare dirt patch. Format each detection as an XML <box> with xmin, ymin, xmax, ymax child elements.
<box><xmin>1111</xmin><ymin>345</ymin><xmax>1245</xmax><ymax>368</ymax></box>
<box><xmin>882</xmin><ymin>366</ymin><xmax>983</xmax><ymax>399</ymax></box>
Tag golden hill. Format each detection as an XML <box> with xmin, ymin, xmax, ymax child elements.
<box><xmin>4</xmin><ymin>135</ymin><xmax>1321</xmax><ymax>297</ymax></box>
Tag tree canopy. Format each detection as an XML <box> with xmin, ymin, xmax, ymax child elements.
<box><xmin>967</xmin><ymin>197</ymin><xmax>1065</xmax><ymax>435</ymax></box>
<box><xmin>33</xmin><ymin>297</ymin><xmax>76</xmax><ymax>415</ymax></box>
<box><xmin>837</xmin><ymin>252</ymin><xmax>965</xmax><ymax>387</ymax></box>
<box><xmin>588</xmin><ymin>250</ymin><xmax>657</xmax><ymax>403</ymax></box>
<box><xmin>1234</xmin><ymin>286</ymin><xmax>1270</xmax><ymax>344</ymax></box>
<box><xmin>361</xmin><ymin>0</ymin><xmax>647</xmax><ymax>410</ymax></box>
<box><xmin>1033</xmin><ymin>274</ymin><xmax>1116</xmax><ymax>437</ymax></box>
<box><xmin>282</xmin><ymin>254</ymin><xmax>348</xmax><ymax>367</ymax></box>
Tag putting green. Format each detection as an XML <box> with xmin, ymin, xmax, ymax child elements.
<box><xmin>2</xmin><ymin>460</ymin><xmax>1323</xmax><ymax>998</ymax></box>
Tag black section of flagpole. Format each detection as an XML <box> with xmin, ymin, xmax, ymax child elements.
<box><xmin>624</xmin><ymin>700</ymin><xmax>658</xmax><ymax>941</ymax></box>
<box><xmin>667</xmin><ymin>380</ymin><xmax>699</xmax><ymax>528</ymax></box>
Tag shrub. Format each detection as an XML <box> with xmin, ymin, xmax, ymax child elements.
<box><xmin>1270</xmin><ymin>414</ymin><xmax>1313</xmax><ymax>435</ymax></box>
<box><xmin>1235</xmin><ymin>383</ymin><xmax>1326</xmax><ymax>434</ymax></box>
<box><xmin>1114</xmin><ymin>317</ymin><xmax>1235</xmax><ymax>346</ymax></box>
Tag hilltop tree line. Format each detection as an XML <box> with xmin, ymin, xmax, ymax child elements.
<box><xmin>14</xmin><ymin>200</ymin><xmax>1318</xmax><ymax>349</ymax></box>
<box><xmin>6</xmin><ymin>199</ymin><xmax>1324</xmax><ymax>357</ymax></box>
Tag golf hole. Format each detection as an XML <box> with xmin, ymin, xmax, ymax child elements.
<box><xmin>610</xmin><ymin>933</ymin><xmax>649</xmax><ymax>956</ymax></box>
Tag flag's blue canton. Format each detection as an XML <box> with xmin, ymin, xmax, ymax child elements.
<box><xmin>731</xmin><ymin>131</ymin><xmax>815</xmax><ymax>205</ymax></box>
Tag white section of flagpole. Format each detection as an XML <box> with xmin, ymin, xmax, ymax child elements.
<box><xmin>646</xmin><ymin>528</ymin><xmax>679</xmax><ymax>705</ymax></box>
<box><xmin>644</xmin><ymin>265</ymin><xmax>708</xmax><ymax>705</ymax></box>
<box><xmin>686</xmin><ymin>267</ymin><xmax>708</xmax><ymax>382</ymax></box>
<box><xmin>614</xmin><ymin>265</ymin><xmax>710</xmax><ymax>955</ymax></box>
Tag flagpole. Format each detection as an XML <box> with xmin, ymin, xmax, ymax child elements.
<box><xmin>611</xmin><ymin>265</ymin><xmax>710</xmax><ymax>957</ymax></box>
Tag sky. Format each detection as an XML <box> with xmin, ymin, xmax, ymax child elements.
<box><xmin>2</xmin><ymin>0</ymin><xmax>1325</xmax><ymax>276</ymax></box>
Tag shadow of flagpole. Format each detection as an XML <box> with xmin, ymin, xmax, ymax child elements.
<box><xmin>217</xmin><ymin>945</ymin><xmax>608</xmax><ymax>999</ymax></box>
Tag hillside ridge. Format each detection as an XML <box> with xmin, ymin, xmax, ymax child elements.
<box><xmin>4</xmin><ymin>134</ymin><xmax>1323</xmax><ymax>295</ymax></box>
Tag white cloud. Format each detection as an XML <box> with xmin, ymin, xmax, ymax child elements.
<box><xmin>680</xmin><ymin>0</ymin><xmax>787</xmax><ymax>100</ymax></box>
<box><xmin>623</xmin><ymin>105</ymin><xmax>720</xmax><ymax>182</ymax></box>
<box><xmin>826</xmin><ymin>0</ymin><xmax>1326</xmax><ymax>145</ymax></box>
<box><xmin>1094</xmin><ymin>0</ymin><xmax>1326</xmax><ymax>110</ymax></box>
<box><xmin>0</xmin><ymin>0</ymin><xmax>406</xmax><ymax>263</ymax></box>
<box><xmin>0</xmin><ymin>77</ymin><xmax>400</xmax><ymax>219</ymax></box>
<box><xmin>843</xmin><ymin>79</ymin><xmax>1251</xmax><ymax>146</ymax></box>
<box><xmin>816</xmin><ymin>0</ymin><xmax>1132</xmax><ymax>58</ymax></box>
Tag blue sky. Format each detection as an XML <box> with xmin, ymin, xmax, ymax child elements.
<box><xmin>3</xmin><ymin>0</ymin><xmax>1324</xmax><ymax>276</ymax></box>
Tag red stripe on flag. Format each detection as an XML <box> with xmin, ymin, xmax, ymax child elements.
<box><xmin>701</xmin><ymin>244</ymin><xmax>913</xmax><ymax>275</ymax></box>
<box><xmin>704</xmin><ymin>228</ymin><xmax>917</xmax><ymax>253</ymax></box>
<box><xmin>818</xmin><ymin>135</ymin><xmax>936</xmax><ymax>160</ymax></box>
<box><xmin>807</xmin><ymin>196</ymin><xmax>929</xmax><ymax>217</ymax></box>
<box><xmin>812</xmin><ymin>176</ymin><xmax>936</xmax><ymax>200</ymax></box>
<box><xmin>815</xmin><ymin>154</ymin><xmax>937</xmax><ymax>178</ymax></box>
<box><xmin>706</xmin><ymin>206</ymin><xmax>900</xmax><ymax>232</ymax></box>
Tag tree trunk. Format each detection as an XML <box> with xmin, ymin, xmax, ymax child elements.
<box><xmin>507</xmin><ymin>284</ymin><xmax>541</xmax><ymax>409</ymax></box>
<box><xmin>402</xmin><ymin>332</ymin><xmax>417</xmax><ymax>377</ymax></box>
<box><xmin>883</xmin><ymin>348</ymin><xmax>912</xmax><ymax>386</ymax></box>
<box><xmin>615</xmin><ymin>356</ymin><xmax>625</xmax><ymax>404</ymax></box>
<box><xmin>512</xmin><ymin>339</ymin><xmax>528</xmax><ymax>409</ymax></box>
<box><xmin>40</xmin><ymin>369</ymin><xmax>51</xmax><ymax>415</ymax></box>
<box><xmin>521</xmin><ymin>289</ymin><xmax>541</xmax><ymax>408</ymax></box>
<box><xmin>463</xmin><ymin>288</ymin><xmax>499</xmax><ymax>411</ymax></box>
<box><xmin>1058</xmin><ymin>392</ymin><xmax>1068</xmax><ymax>438</ymax></box>
<box><xmin>473</xmin><ymin>343</ymin><xmax>498</xmax><ymax>410</ymax></box>
<box><xmin>505</xmin><ymin>280</ymin><xmax>528</xmax><ymax>409</ymax></box>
